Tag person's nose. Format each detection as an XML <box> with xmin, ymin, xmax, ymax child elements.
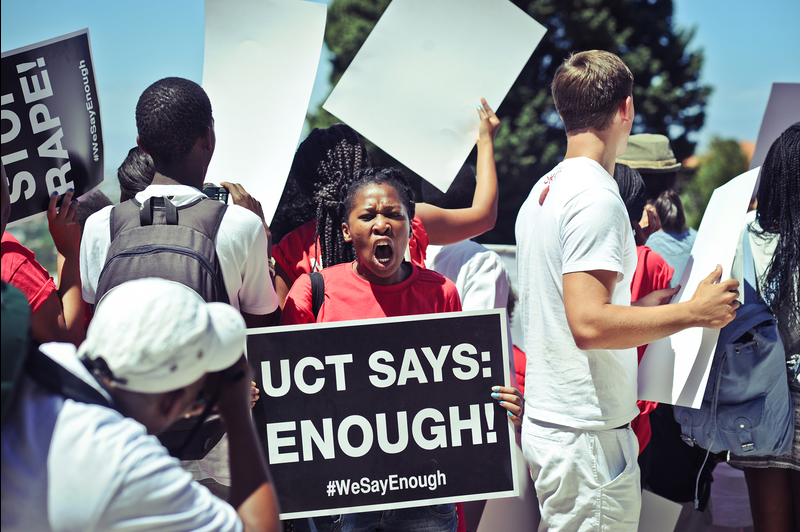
<box><xmin>373</xmin><ymin>215</ymin><xmax>391</xmax><ymax>234</ymax></box>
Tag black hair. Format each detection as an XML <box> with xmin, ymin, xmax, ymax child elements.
<box><xmin>653</xmin><ymin>189</ymin><xmax>687</xmax><ymax>233</ymax></box>
<box><xmin>339</xmin><ymin>167</ymin><xmax>416</xmax><ymax>265</ymax></box>
<box><xmin>135</xmin><ymin>77</ymin><xmax>212</xmax><ymax>166</ymax></box>
<box><xmin>752</xmin><ymin>122</ymin><xmax>800</xmax><ymax>327</ymax></box>
<box><xmin>76</xmin><ymin>190</ymin><xmax>113</xmax><ymax>233</ymax></box>
<box><xmin>612</xmin><ymin>163</ymin><xmax>647</xmax><ymax>224</ymax></box>
<box><xmin>270</xmin><ymin>124</ymin><xmax>371</xmax><ymax>246</ymax></box>
<box><xmin>118</xmin><ymin>146</ymin><xmax>155</xmax><ymax>202</ymax></box>
<box><xmin>420</xmin><ymin>164</ymin><xmax>476</xmax><ymax>210</ymax></box>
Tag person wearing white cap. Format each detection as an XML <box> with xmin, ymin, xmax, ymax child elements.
<box><xmin>1</xmin><ymin>278</ymin><xmax>280</xmax><ymax>532</ymax></box>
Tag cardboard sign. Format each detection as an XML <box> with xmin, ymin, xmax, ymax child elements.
<box><xmin>247</xmin><ymin>310</ymin><xmax>518</xmax><ymax>519</ymax></box>
<box><xmin>749</xmin><ymin>82</ymin><xmax>800</xmax><ymax>170</ymax></box>
<box><xmin>638</xmin><ymin>168</ymin><xmax>760</xmax><ymax>407</ymax></box>
<box><xmin>323</xmin><ymin>0</ymin><xmax>545</xmax><ymax>192</ymax></box>
<box><xmin>1</xmin><ymin>29</ymin><xmax>103</xmax><ymax>225</ymax></box>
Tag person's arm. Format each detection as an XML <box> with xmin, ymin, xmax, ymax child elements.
<box><xmin>216</xmin><ymin>356</ymin><xmax>280</xmax><ymax>532</ymax></box>
<box><xmin>221</xmin><ymin>182</ymin><xmax>272</xmax><ymax>251</ymax></box>
<box><xmin>273</xmin><ymin>262</ymin><xmax>293</xmax><ymax>310</ymax></box>
<box><xmin>222</xmin><ymin>182</ymin><xmax>282</xmax><ymax>327</ymax></box>
<box><xmin>415</xmin><ymin>98</ymin><xmax>500</xmax><ymax>245</ymax></box>
<box><xmin>563</xmin><ymin>265</ymin><xmax>740</xmax><ymax>350</ymax></box>
<box><xmin>31</xmin><ymin>190</ymin><xmax>84</xmax><ymax>346</ymax></box>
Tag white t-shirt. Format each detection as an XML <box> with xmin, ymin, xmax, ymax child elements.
<box><xmin>426</xmin><ymin>240</ymin><xmax>517</xmax><ymax>388</ymax></box>
<box><xmin>426</xmin><ymin>240</ymin><xmax>511</xmax><ymax>312</ymax></box>
<box><xmin>515</xmin><ymin>157</ymin><xmax>638</xmax><ymax>429</ymax></box>
<box><xmin>0</xmin><ymin>343</ymin><xmax>242</xmax><ymax>532</ymax></box>
<box><xmin>80</xmin><ymin>184</ymin><xmax>279</xmax><ymax>315</ymax></box>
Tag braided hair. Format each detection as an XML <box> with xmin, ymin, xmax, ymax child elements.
<box><xmin>342</xmin><ymin>167</ymin><xmax>416</xmax><ymax>254</ymax></box>
<box><xmin>270</xmin><ymin>124</ymin><xmax>370</xmax><ymax>249</ymax></box>
<box><xmin>752</xmin><ymin>122</ymin><xmax>800</xmax><ymax>329</ymax></box>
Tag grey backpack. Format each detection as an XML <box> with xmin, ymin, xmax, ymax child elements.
<box><xmin>95</xmin><ymin>195</ymin><xmax>229</xmax><ymax>305</ymax></box>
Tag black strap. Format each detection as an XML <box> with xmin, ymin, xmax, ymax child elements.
<box><xmin>139</xmin><ymin>196</ymin><xmax>179</xmax><ymax>226</ymax></box>
<box><xmin>25</xmin><ymin>348</ymin><xmax>113</xmax><ymax>410</ymax></box>
<box><xmin>309</xmin><ymin>272</ymin><xmax>324</xmax><ymax>319</ymax></box>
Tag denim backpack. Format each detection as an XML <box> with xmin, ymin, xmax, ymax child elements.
<box><xmin>674</xmin><ymin>232</ymin><xmax>794</xmax><ymax>458</ymax></box>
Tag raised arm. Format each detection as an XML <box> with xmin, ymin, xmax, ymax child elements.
<box><xmin>415</xmin><ymin>98</ymin><xmax>500</xmax><ymax>245</ymax></box>
<box><xmin>563</xmin><ymin>265</ymin><xmax>739</xmax><ymax>350</ymax></box>
<box><xmin>31</xmin><ymin>190</ymin><xmax>84</xmax><ymax>346</ymax></box>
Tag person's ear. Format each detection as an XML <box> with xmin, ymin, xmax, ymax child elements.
<box><xmin>619</xmin><ymin>96</ymin><xmax>634</xmax><ymax>124</ymax></box>
<box><xmin>136</xmin><ymin>135</ymin><xmax>146</xmax><ymax>153</ymax></box>
<box><xmin>342</xmin><ymin>222</ymin><xmax>352</xmax><ymax>243</ymax></box>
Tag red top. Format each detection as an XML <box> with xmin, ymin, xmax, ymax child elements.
<box><xmin>272</xmin><ymin>215</ymin><xmax>430</xmax><ymax>284</ymax></box>
<box><xmin>281</xmin><ymin>261</ymin><xmax>461</xmax><ymax>325</ymax></box>
<box><xmin>513</xmin><ymin>345</ymin><xmax>527</xmax><ymax>396</ymax></box>
<box><xmin>630</xmin><ymin>245</ymin><xmax>674</xmax><ymax>454</ymax></box>
<box><xmin>1</xmin><ymin>232</ymin><xmax>56</xmax><ymax>314</ymax></box>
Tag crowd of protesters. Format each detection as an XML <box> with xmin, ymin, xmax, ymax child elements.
<box><xmin>2</xmin><ymin>44</ymin><xmax>798</xmax><ymax>532</ymax></box>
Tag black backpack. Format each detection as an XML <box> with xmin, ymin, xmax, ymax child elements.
<box><xmin>95</xmin><ymin>195</ymin><xmax>229</xmax><ymax>305</ymax></box>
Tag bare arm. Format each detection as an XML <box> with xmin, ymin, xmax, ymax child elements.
<box><xmin>217</xmin><ymin>357</ymin><xmax>280</xmax><ymax>532</ymax></box>
<box><xmin>563</xmin><ymin>265</ymin><xmax>740</xmax><ymax>350</ymax></box>
<box><xmin>415</xmin><ymin>98</ymin><xmax>500</xmax><ymax>245</ymax></box>
<box><xmin>273</xmin><ymin>262</ymin><xmax>292</xmax><ymax>309</ymax></box>
<box><xmin>31</xmin><ymin>190</ymin><xmax>84</xmax><ymax>346</ymax></box>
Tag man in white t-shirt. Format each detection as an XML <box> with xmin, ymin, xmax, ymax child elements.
<box><xmin>1</xmin><ymin>278</ymin><xmax>280</xmax><ymax>532</ymax></box>
<box><xmin>81</xmin><ymin>77</ymin><xmax>279</xmax><ymax>326</ymax></box>
<box><xmin>515</xmin><ymin>50</ymin><xmax>741</xmax><ymax>531</ymax></box>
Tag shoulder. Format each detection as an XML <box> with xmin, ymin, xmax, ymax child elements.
<box><xmin>81</xmin><ymin>206</ymin><xmax>114</xmax><ymax>250</ymax></box>
<box><xmin>1</xmin><ymin>232</ymin><xmax>33</xmax><ymax>262</ymax></box>
<box><xmin>416</xmin><ymin>267</ymin><xmax>460</xmax><ymax>297</ymax></box>
<box><xmin>220</xmin><ymin>204</ymin><xmax>265</xmax><ymax>235</ymax></box>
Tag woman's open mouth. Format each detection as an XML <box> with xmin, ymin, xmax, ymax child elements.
<box><xmin>375</xmin><ymin>242</ymin><xmax>393</xmax><ymax>264</ymax></box>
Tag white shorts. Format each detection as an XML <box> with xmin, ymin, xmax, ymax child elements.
<box><xmin>521</xmin><ymin>419</ymin><xmax>641</xmax><ymax>532</ymax></box>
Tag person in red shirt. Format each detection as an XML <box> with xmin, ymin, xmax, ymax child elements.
<box><xmin>1</xmin><ymin>164</ymin><xmax>84</xmax><ymax>346</ymax></box>
<box><xmin>612</xmin><ymin>163</ymin><xmax>676</xmax><ymax>456</ymax></box>
<box><xmin>281</xmin><ymin>167</ymin><xmax>521</xmax><ymax>532</ymax></box>
<box><xmin>272</xmin><ymin>98</ymin><xmax>501</xmax><ymax>308</ymax></box>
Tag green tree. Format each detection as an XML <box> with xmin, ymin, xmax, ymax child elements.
<box><xmin>681</xmin><ymin>137</ymin><xmax>748</xmax><ymax>230</ymax></box>
<box><xmin>309</xmin><ymin>0</ymin><xmax>711</xmax><ymax>243</ymax></box>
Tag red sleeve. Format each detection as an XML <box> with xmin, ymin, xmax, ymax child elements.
<box><xmin>272</xmin><ymin>220</ymin><xmax>319</xmax><ymax>284</ymax></box>
<box><xmin>513</xmin><ymin>345</ymin><xmax>526</xmax><ymax>396</ymax></box>
<box><xmin>408</xmin><ymin>215</ymin><xmax>429</xmax><ymax>268</ymax></box>
<box><xmin>630</xmin><ymin>246</ymin><xmax>674</xmax><ymax>303</ymax></box>
<box><xmin>280</xmin><ymin>273</ymin><xmax>316</xmax><ymax>325</ymax></box>
<box><xmin>1</xmin><ymin>234</ymin><xmax>56</xmax><ymax>314</ymax></box>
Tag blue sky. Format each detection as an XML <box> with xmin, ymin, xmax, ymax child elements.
<box><xmin>2</xmin><ymin>0</ymin><xmax>798</xmax><ymax>199</ymax></box>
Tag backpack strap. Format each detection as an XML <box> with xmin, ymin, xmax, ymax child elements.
<box><xmin>24</xmin><ymin>348</ymin><xmax>113</xmax><ymax>410</ymax></box>
<box><xmin>210</xmin><ymin>203</ymin><xmax>228</xmax><ymax>244</ymax></box>
<box><xmin>140</xmin><ymin>196</ymin><xmax>179</xmax><ymax>226</ymax></box>
<box><xmin>309</xmin><ymin>272</ymin><xmax>325</xmax><ymax>319</ymax></box>
<box><xmin>741</xmin><ymin>229</ymin><xmax>757</xmax><ymax>305</ymax></box>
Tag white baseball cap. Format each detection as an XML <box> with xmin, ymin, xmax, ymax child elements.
<box><xmin>78</xmin><ymin>278</ymin><xmax>245</xmax><ymax>393</ymax></box>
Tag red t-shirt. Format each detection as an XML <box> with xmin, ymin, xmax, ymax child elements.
<box><xmin>1</xmin><ymin>232</ymin><xmax>56</xmax><ymax>314</ymax></box>
<box><xmin>281</xmin><ymin>261</ymin><xmax>461</xmax><ymax>325</ymax></box>
<box><xmin>630</xmin><ymin>245</ymin><xmax>674</xmax><ymax>454</ymax></box>
<box><xmin>272</xmin><ymin>216</ymin><xmax>430</xmax><ymax>284</ymax></box>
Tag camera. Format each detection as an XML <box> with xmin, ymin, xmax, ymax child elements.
<box><xmin>202</xmin><ymin>183</ymin><xmax>229</xmax><ymax>204</ymax></box>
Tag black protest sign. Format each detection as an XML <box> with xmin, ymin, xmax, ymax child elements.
<box><xmin>1</xmin><ymin>29</ymin><xmax>103</xmax><ymax>225</ymax></box>
<box><xmin>247</xmin><ymin>310</ymin><xmax>518</xmax><ymax>519</ymax></box>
